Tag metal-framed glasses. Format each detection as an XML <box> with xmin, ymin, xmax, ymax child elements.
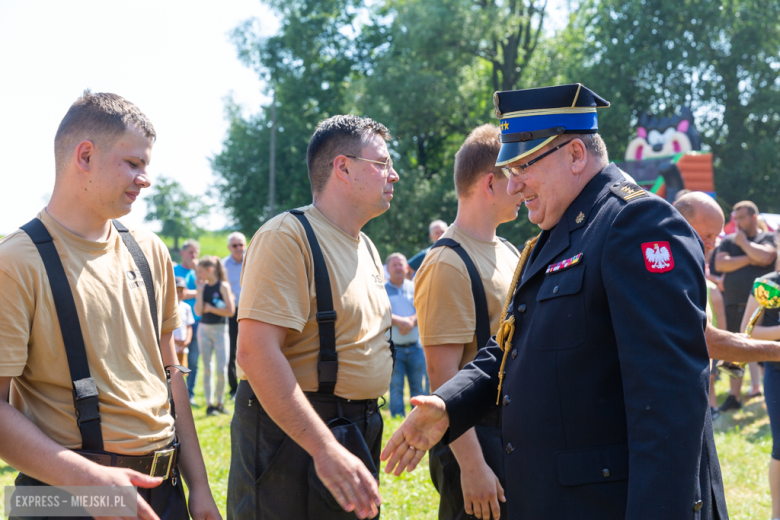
<box><xmin>345</xmin><ymin>155</ymin><xmax>394</xmax><ymax>173</ymax></box>
<box><xmin>501</xmin><ymin>140</ymin><xmax>573</xmax><ymax>179</ymax></box>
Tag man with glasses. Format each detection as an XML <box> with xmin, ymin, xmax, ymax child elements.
<box><xmin>223</xmin><ymin>232</ymin><xmax>246</xmax><ymax>399</ymax></box>
<box><xmin>228</xmin><ymin>115</ymin><xmax>398</xmax><ymax>519</ymax></box>
<box><xmin>382</xmin><ymin>84</ymin><xmax>727</xmax><ymax>520</ymax></box>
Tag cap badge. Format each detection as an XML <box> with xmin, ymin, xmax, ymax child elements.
<box><xmin>546</xmin><ymin>253</ymin><xmax>583</xmax><ymax>274</ymax></box>
<box><xmin>575</xmin><ymin>212</ymin><xmax>585</xmax><ymax>224</ymax></box>
<box><xmin>493</xmin><ymin>91</ymin><xmax>502</xmax><ymax>118</ymax></box>
<box><xmin>642</xmin><ymin>242</ymin><xmax>674</xmax><ymax>273</ymax></box>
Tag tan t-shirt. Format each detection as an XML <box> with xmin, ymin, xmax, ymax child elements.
<box><xmin>0</xmin><ymin>209</ymin><xmax>181</xmax><ymax>455</ymax></box>
<box><xmin>238</xmin><ymin>205</ymin><xmax>393</xmax><ymax>400</ymax></box>
<box><xmin>415</xmin><ymin>224</ymin><xmax>519</xmax><ymax>369</ymax></box>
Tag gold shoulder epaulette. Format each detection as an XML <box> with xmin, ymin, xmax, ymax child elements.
<box><xmin>609</xmin><ymin>181</ymin><xmax>649</xmax><ymax>203</ymax></box>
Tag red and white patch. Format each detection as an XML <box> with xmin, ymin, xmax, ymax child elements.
<box><xmin>642</xmin><ymin>241</ymin><xmax>674</xmax><ymax>273</ymax></box>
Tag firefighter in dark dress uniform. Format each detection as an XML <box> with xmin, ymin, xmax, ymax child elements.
<box><xmin>381</xmin><ymin>84</ymin><xmax>729</xmax><ymax>520</ymax></box>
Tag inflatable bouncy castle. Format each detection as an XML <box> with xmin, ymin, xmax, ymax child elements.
<box><xmin>615</xmin><ymin>107</ymin><xmax>715</xmax><ymax>202</ymax></box>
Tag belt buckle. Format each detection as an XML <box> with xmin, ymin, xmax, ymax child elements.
<box><xmin>150</xmin><ymin>448</ymin><xmax>175</xmax><ymax>480</ymax></box>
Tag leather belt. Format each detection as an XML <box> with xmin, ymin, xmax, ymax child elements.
<box><xmin>395</xmin><ymin>342</ymin><xmax>419</xmax><ymax>347</ymax></box>
<box><xmin>75</xmin><ymin>440</ymin><xmax>179</xmax><ymax>480</ymax></box>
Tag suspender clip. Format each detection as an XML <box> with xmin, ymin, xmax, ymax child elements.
<box><xmin>72</xmin><ymin>377</ymin><xmax>101</xmax><ymax>427</ymax></box>
<box><xmin>318</xmin><ymin>359</ymin><xmax>339</xmax><ymax>384</ymax></box>
<box><xmin>316</xmin><ymin>311</ymin><xmax>337</xmax><ymax>323</ymax></box>
<box><xmin>74</xmin><ymin>396</ymin><xmax>101</xmax><ymax>427</ymax></box>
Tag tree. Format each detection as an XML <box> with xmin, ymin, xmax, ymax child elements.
<box><xmin>214</xmin><ymin>0</ymin><xmax>552</xmax><ymax>257</ymax></box>
<box><xmin>577</xmin><ymin>0</ymin><xmax>780</xmax><ymax>209</ymax></box>
<box><xmin>144</xmin><ymin>176</ymin><xmax>211</xmax><ymax>250</ymax></box>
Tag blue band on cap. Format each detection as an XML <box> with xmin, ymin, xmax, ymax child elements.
<box><xmin>498</xmin><ymin>112</ymin><xmax>598</xmax><ymax>135</ymax></box>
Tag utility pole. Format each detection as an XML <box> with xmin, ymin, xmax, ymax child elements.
<box><xmin>269</xmin><ymin>91</ymin><xmax>277</xmax><ymax>217</ymax></box>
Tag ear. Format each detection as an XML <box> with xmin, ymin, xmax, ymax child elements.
<box><xmin>331</xmin><ymin>155</ymin><xmax>351</xmax><ymax>184</ymax></box>
<box><xmin>484</xmin><ymin>172</ymin><xmax>497</xmax><ymax>197</ymax></box>
<box><xmin>569</xmin><ymin>139</ymin><xmax>588</xmax><ymax>175</ymax></box>
<box><xmin>75</xmin><ymin>140</ymin><xmax>96</xmax><ymax>173</ymax></box>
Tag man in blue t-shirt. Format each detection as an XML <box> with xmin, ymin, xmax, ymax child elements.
<box><xmin>385</xmin><ymin>252</ymin><xmax>426</xmax><ymax>416</ymax></box>
<box><xmin>174</xmin><ymin>239</ymin><xmax>201</xmax><ymax>405</ymax></box>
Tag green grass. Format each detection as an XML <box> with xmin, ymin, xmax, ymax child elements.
<box><xmin>0</xmin><ymin>370</ymin><xmax>774</xmax><ymax>519</ymax></box>
<box><xmin>160</xmin><ymin>232</ymin><xmax>232</xmax><ymax>264</ymax></box>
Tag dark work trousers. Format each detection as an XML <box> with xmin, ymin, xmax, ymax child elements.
<box><xmin>11</xmin><ymin>467</ymin><xmax>188</xmax><ymax>520</ymax></box>
<box><xmin>429</xmin><ymin>408</ymin><xmax>507</xmax><ymax>520</ymax></box>
<box><xmin>725</xmin><ymin>303</ymin><xmax>747</xmax><ymax>334</ymax></box>
<box><xmin>227</xmin><ymin>308</ymin><xmax>239</xmax><ymax>397</ymax></box>
<box><xmin>227</xmin><ymin>379</ymin><xmax>383</xmax><ymax>520</ymax></box>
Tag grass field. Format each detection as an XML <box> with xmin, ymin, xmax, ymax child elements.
<box><xmin>0</xmin><ymin>371</ymin><xmax>774</xmax><ymax>519</ymax></box>
<box><xmin>161</xmin><ymin>232</ymin><xmax>233</xmax><ymax>265</ymax></box>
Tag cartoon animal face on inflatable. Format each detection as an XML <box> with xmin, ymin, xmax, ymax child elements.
<box><xmin>625</xmin><ymin>107</ymin><xmax>701</xmax><ymax>161</ymax></box>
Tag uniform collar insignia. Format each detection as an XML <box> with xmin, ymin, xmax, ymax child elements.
<box><xmin>566</xmin><ymin>164</ymin><xmax>626</xmax><ymax>232</ymax></box>
<box><xmin>546</xmin><ymin>253</ymin><xmax>583</xmax><ymax>274</ymax></box>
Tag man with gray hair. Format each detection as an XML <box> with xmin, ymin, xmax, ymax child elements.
<box><xmin>385</xmin><ymin>252</ymin><xmax>425</xmax><ymax>417</ymax></box>
<box><xmin>407</xmin><ymin>219</ymin><xmax>449</xmax><ymax>274</ymax></box>
<box><xmin>223</xmin><ymin>231</ymin><xmax>246</xmax><ymax>399</ymax></box>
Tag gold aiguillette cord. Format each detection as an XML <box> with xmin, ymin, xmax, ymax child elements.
<box><xmin>495</xmin><ymin>235</ymin><xmax>539</xmax><ymax>404</ymax></box>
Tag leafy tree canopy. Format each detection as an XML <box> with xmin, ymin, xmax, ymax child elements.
<box><xmin>213</xmin><ymin>0</ymin><xmax>780</xmax><ymax>258</ymax></box>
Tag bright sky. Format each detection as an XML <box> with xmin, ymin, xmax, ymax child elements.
<box><xmin>0</xmin><ymin>1</ymin><xmax>571</xmax><ymax>236</ymax></box>
<box><xmin>0</xmin><ymin>1</ymin><xmax>279</xmax><ymax>235</ymax></box>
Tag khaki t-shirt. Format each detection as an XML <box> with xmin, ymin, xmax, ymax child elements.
<box><xmin>415</xmin><ymin>225</ymin><xmax>519</xmax><ymax>369</ymax></box>
<box><xmin>0</xmin><ymin>210</ymin><xmax>181</xmax><ymax>455</ymax></box>
<box><xmin>238</xmin><ymin>205</ymin><xmax>393</xmax><ymax>400</ymax></box>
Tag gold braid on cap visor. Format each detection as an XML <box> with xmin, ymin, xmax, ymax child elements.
<box><xmin>495</xmin><ymin>235</ymin><xmax>540</xmax><ymax>404</ymax></box>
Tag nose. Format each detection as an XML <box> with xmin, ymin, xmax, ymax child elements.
<box><xmin>507</xmin><ymin>175</ymin><xmax>525</xmax><ymax>195</ymax></box>
<box><xmin>388</xmin><ymin>167</ymin><xmax>399</xmax><ymax>183</ymax></box>
<box><xmin>135</xmin><ymin>173</ymin><xmax>151</xmax><ymax>189</ymax></box>
<box><xmin>652</xmin><ymin>144</ymin><xmax>663</xmax><ymax>152</ymax></box>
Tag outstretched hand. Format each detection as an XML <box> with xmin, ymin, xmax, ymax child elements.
<box><xmin>380</xmin><ymin>395</ymin><xmax>449</xmax><ymax>476</ymax></box>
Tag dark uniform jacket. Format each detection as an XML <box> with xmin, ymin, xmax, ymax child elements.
<box><xmin>435</xmin><ymin>164</ymin><xmax>728</xmax><ymax>520</ymax></box>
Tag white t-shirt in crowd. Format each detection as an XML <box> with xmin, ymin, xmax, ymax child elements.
<box><xmin>173</xmin><ymin>301</ymin><xmax>195</xmax><ymax>342</ymax></box>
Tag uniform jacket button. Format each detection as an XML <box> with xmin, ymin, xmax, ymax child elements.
<box><xmin>602</xmin><ymin>468</ymin><xmax>610</xmax><ymax>477</ymax></box>
<box><xmin>693</xmin><ymin>500</ymin><xmax>703</xmax><ymax>512</ymax></box>
<box><xmin>511</xmin><ymin>349</ymin><xmax>518</xmax><ymax>359</ymax></box>
<box><xmin>503</xmin><ymin>395</ymin><xmax>511</xmax><ymax>406</ymax></box>
<box><xmin>505</xmin><ymin>443</ymin><xmax>514</xmax><ymax>454</ymax></box>
<box><xmin>553</xmin><ymin>286</ymin><xmax>559</xmax><ymax>294</ymax></box>
<box><xmin>518</xmin><ymin>303</ymin><xmax>527</xmax><ymax>312</ymax></box>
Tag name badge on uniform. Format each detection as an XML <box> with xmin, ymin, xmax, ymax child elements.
<box><xmin>546</xmin><ymin>253</ymin><xmax>583</xmax><ymax>274</ymax></box>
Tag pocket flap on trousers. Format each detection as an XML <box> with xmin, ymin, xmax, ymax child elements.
<box><xmin>556</xmin><ymin>443</ymin><xmax>629</xmax><ymax>486</ymax></box>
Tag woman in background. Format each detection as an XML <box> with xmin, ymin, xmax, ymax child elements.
<box><xmin>195</xmin><ymin>256</ymin><xmax>236</xmax><ymax>416</ymax></box>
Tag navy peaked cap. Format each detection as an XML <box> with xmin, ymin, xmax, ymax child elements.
<box><xmin>493</xmin><ymin>84</ymin><xmax>610</xmax><ymax>166</ymax></box>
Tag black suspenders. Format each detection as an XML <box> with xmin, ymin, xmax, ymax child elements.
<box><xmin>288</xmin><ymin>209</ymin><xmax>389</xmax><ymax>395</ymax></box>
<box><xmin>19</xmin><ymin>218</ymin><xmax>184</xmax><ymax>451</ymax></box>
<box><xmin>21</xmin><ymin>219</ymin><xmax>104</xmax><ymax>451</ymax></box>
<box><xmin>431</xmin><ymin>237</ymin><xmax>519</xmax><ymax>352</ymax></box>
